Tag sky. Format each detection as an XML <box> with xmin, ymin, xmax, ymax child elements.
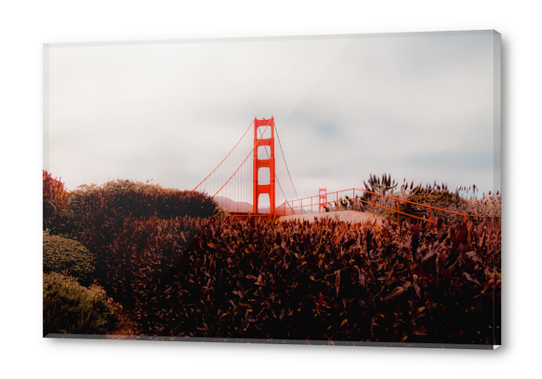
<box><xmin>44</xmin><ymin>30</ymin><xmax>500</xmax><ymax>207</ymax></box>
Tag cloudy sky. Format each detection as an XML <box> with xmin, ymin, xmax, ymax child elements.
<box><xmin>44</xmin><ymin>30</ymin><xmax>500</xmax><ymax>206</ymax></box>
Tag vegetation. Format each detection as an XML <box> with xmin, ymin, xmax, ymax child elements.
<box><xmin>43</xmin><ymin>273</ymin><xmax>115</xmax><ymax>336</ymax></box>
<box><xmin>43</xmin><ymin>235</ymin><xmax>95</xmax><ymax>287</ymax></box>
<box><xmin>43</xmin><ymin>170</ymin><xmax>68</xmax><ymax>218</ymax></box>
<box><xmin>43</xmin><ymin>209</ymin><xmax>78</xmax><ymax>239</ymax></box>
<box><xmin>71</xmin><ymin>181</ymin><xmax>217</xmax><ymax>283</ymax></box>
<box><xmin>323</xmin><ymin>173</ymin><xmax>501</xmax><ymax>225</ymax></box>
<box><xmin>97</xmin><ymin>216</ymin><xmax>202</xmax><ymax>315</ymax></box>
<box><xmin>213</xmin><ymin>205</ymin><xmax>230</xmax><ymax>218</ymax></box>
<box><xmin>42</xmin><ymin>172</ymin><xmax>500</xmax><ymax>346</ymax></box>
<box><xmin>43</xmin><ymin>170</ymin><xmax>73</xmax><ymax>236</ymax></box>
<box><xmin>94</xmin><ymin>215</ymin><xmax>500</xmax><ymax>345</ymax></box>
<box><xmin>43</xmin><ymin>173</ymin><xmax>220</xmax><ymax>337</ymax></box>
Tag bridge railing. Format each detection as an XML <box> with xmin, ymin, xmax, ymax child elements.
<box><xmin>274</xmin><ymin>187</ymin><xmax>488</xmax><ymax>225</ymax></box>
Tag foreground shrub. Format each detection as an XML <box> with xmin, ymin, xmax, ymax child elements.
<box><xmin>43</xmin><ymin>208</ymin><xmax>78</xmax><ymax>238</ymax></box>
<box><xmin>43</xmin><ymin>170</ymin><xmax>68</xmax><ymax>224</ymax></box>
<box><xmin>71</xmin><ymin>181</ymin><xmax>217</xmax><ymax>280</ymax></box>
<box><xmin>43</xmin><ymin>235</ymin><xmax>95</xmax><ymax>286</ymax></box>
<box><xmin>98</xmin><ymin>216</ymin><xmax>202</xmax><ymax>312</ymax></box>
<box><xmin>347</xmin><ymin>174</ymin><xmax>500</xmax><ymax>225</ymax></box>
<box><xmin>102</xmin><ymin>215</ymin><xmax>500</xmax><ymax>346</ymax></box>
<box><xmin>399</xmin><ymin>186</ymin><xmax>457</xmax><ymax>223</ymax></box>
<box><xmin>43</xmin><ymin>273</ymin><xmax>114</xmax><ymax>336</ymax></box>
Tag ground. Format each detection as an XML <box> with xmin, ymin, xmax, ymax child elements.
<box><xmin>279</xmin><ymin>210</ymin><xmax>385</xmax><ymax>224</ymax></box>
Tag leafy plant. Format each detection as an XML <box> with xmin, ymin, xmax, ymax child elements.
<box><xmin>43</xmin><ymin>208</ymin><xmax>79</xmax><ymax>239</ymax></box>
<box><xmin>363</xmin><ymin>173</ymin><xmax>398</xmax><ymax>196</ymax></box>
<box><xmin>213</xmin><ymin>205</ymin><xmax>230</xmax><ymax>218</ymax></box>
<box><xmin>43</xmin><ymin>273</ymin><xmax>114</xmax><ymax>336</ymax></box>
<box><xmin>356</xmin><ymin>173</ymin><xmax>400</xmax><ymax>215</ymax></box>
<box><xmin>356</xmin><ymin>174</ymin><xmax>500</xmax><ymax>225</ymax></box>
<box><xmin>68</xmin><ymin>178</ymin><xmax>166</xmax><ymax>207</ymax></box>
<box><xmin>71</xmin><ymin>181</ymin><xmax>218</xmax><ymax>282</ymax></box>
<box><xmin>399</xmin><ymin>182</ymin><xmax>455</xmax><ymax>223</ymax></box>
<box><xmin>43</xmin><ymin>170</ymin><xmax>68</xmax><ymax>221</ymax></box>
<box><xmin>98</xmin><ymin>215</ymin><xmax>500</xmax><ymax>345</ymax></box>
<box><xmin>97</xmin><ymin>216</ymin><xmax>202</xmax><ymax>314</ymax></box>
<box><xmin>323</xmin><ymin>196</ymin><xmax>356</xmax><ymax>212</ymax></box>
<box><xmin>43</xmin><ymin>235</ymin><xmax>95</xmax><ymax>286</ymax></box>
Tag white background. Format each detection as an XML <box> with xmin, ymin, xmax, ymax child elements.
<box><xmin>1</xmin><ymin>1</ymin><xmax>538</xmax><ymax>378</ymax></box>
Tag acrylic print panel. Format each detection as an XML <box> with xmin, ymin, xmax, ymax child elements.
<box><xmin>43</xmin><ymin>30</ymin><xmax>501</xmax><ymax>349</ymax></box>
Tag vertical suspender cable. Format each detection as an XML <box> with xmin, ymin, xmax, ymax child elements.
<box><xmin>275</xmin><ymin>124</ymin><xmax>299</xmax><ymax>200</ymax></box>
<box><xmin>193</xmin><ymin>121</ymin><xmax>254</xmax><ymax>192</ymax></box>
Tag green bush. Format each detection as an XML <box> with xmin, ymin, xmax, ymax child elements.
<box><xmin>43</xmin><ymin>273</ymin><xmax>114</xmax><ymax>336</ymax></box>
<box><xmin>43</xmin><ymin>209</ymin><xmax>79</xmax><ymax>239</ymax></box>
<box><xmin>43</xmin><ymin>235</ymin><xmax>95</xmax><ymax>286</ymax></box>
<box><xmin>357</xmin><ymin>174</ymin><xmax>498</xmax><ymax>225</ymax></box>
<box><xmin>400</xmin><ymin>190</ymin><xmax>456</xmax><ymax>223</ymax></box>
<box><xmin>213</xmin><ymin>205</ymin><xmax>230</xmax><ymax>218</ymax></box>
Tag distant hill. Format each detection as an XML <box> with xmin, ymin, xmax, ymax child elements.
<box><xmin>214</xmin><ymin>196</ymin><xmax>253</xmax><ymax>213</ymax></box>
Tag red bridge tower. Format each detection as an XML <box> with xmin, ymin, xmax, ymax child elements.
<box><xmin>253</xmin><ymin>117</ymin><xmax>276</xmax><ymax>213</ymax></box>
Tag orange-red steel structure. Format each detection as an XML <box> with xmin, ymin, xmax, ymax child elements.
<box><xmin>319</xmin><ymin>188</ymin><xmax>327</xmax><ymax>213</ymax></box>
<box><xmin>194</xmin><ymin>117</ymin><xmax>489</xmax><ymax>225</ymax></box>
<box><xmin>274</xmin><ymin>187</ymin><xmax>488</xmax><ymax>224</ymax></box>
<box><xmin>253</xmin><ymin>117</ymin><xmax>276</xmax><ymax>214</ymax></box>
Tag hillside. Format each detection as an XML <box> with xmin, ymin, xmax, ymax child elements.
<box><xmin>214</xmin><ymin>196</ymin><xmax>252</xmax><ymax>213</ymax></box>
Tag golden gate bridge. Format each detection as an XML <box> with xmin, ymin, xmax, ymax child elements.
<box><xmin>193</xmin><ymin>116</ymin><xmax>299</xmax><ymax>216</ymax></box>
<box><xmin>193</xmin><ymin>117</ymin><xmax>487</xmax><ymax>224</ymax></box>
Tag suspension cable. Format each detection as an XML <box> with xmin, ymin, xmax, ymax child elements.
<box><xmin>258</xmin><ymin>120</ymin><xmax>297</xmax><ymax>206</ymax></box>
<box><xmin>257</xmin><ymin>122</ymin><xmax>296</xmax><ymax>213</ymax></box>
<box><xmin>275</xmin><ymin>123</ymin><xmax>299</xmax><ymax>199</ymax></box>
<box><xmin>193</xmin><ymin>120</ymin><xmax>254</xmax><ymax>191</ymax></box>
<box><xmin>275</xmin><ymin>174</ymin><xmax>296</xmax><ymax>213</ymax></box>
<box><xmin>213</xmin><ymin>124</ymin><xmax>270</xmax><ymax>197</ymax></box>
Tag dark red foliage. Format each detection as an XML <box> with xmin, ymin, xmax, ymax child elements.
<box><xmin>99</xmin><ymin>215</ymin><xmax>501</xmax><ymax>346</ymax></box>
<box><xmin>73</xmin><ymin>188</ymin><xmax>217</xmax><ymax>281</ymax></box>
<box><xmin>43</xmin><ymin>170</ymin><xmax>68</xmax><ymax>219</ymax></box>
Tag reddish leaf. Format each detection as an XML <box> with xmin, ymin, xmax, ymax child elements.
<box><xmin>384</xmin><ymin>281</ymin><xmax>411</xmax><ymax>301</ymax></box>
<box><xmin>463</xmin><ymin>271</ymin><xmax>481</xmax><ymax>285</ymax></box>
<box><xmin>335</xmin><ymin>270</ymin><xmax>341</xmax><ymax>297</ymax></box>
<box><xmin>465</xmin><ymin>251</ymin><xmax>482</xmax><ymax>263</ymax></box>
